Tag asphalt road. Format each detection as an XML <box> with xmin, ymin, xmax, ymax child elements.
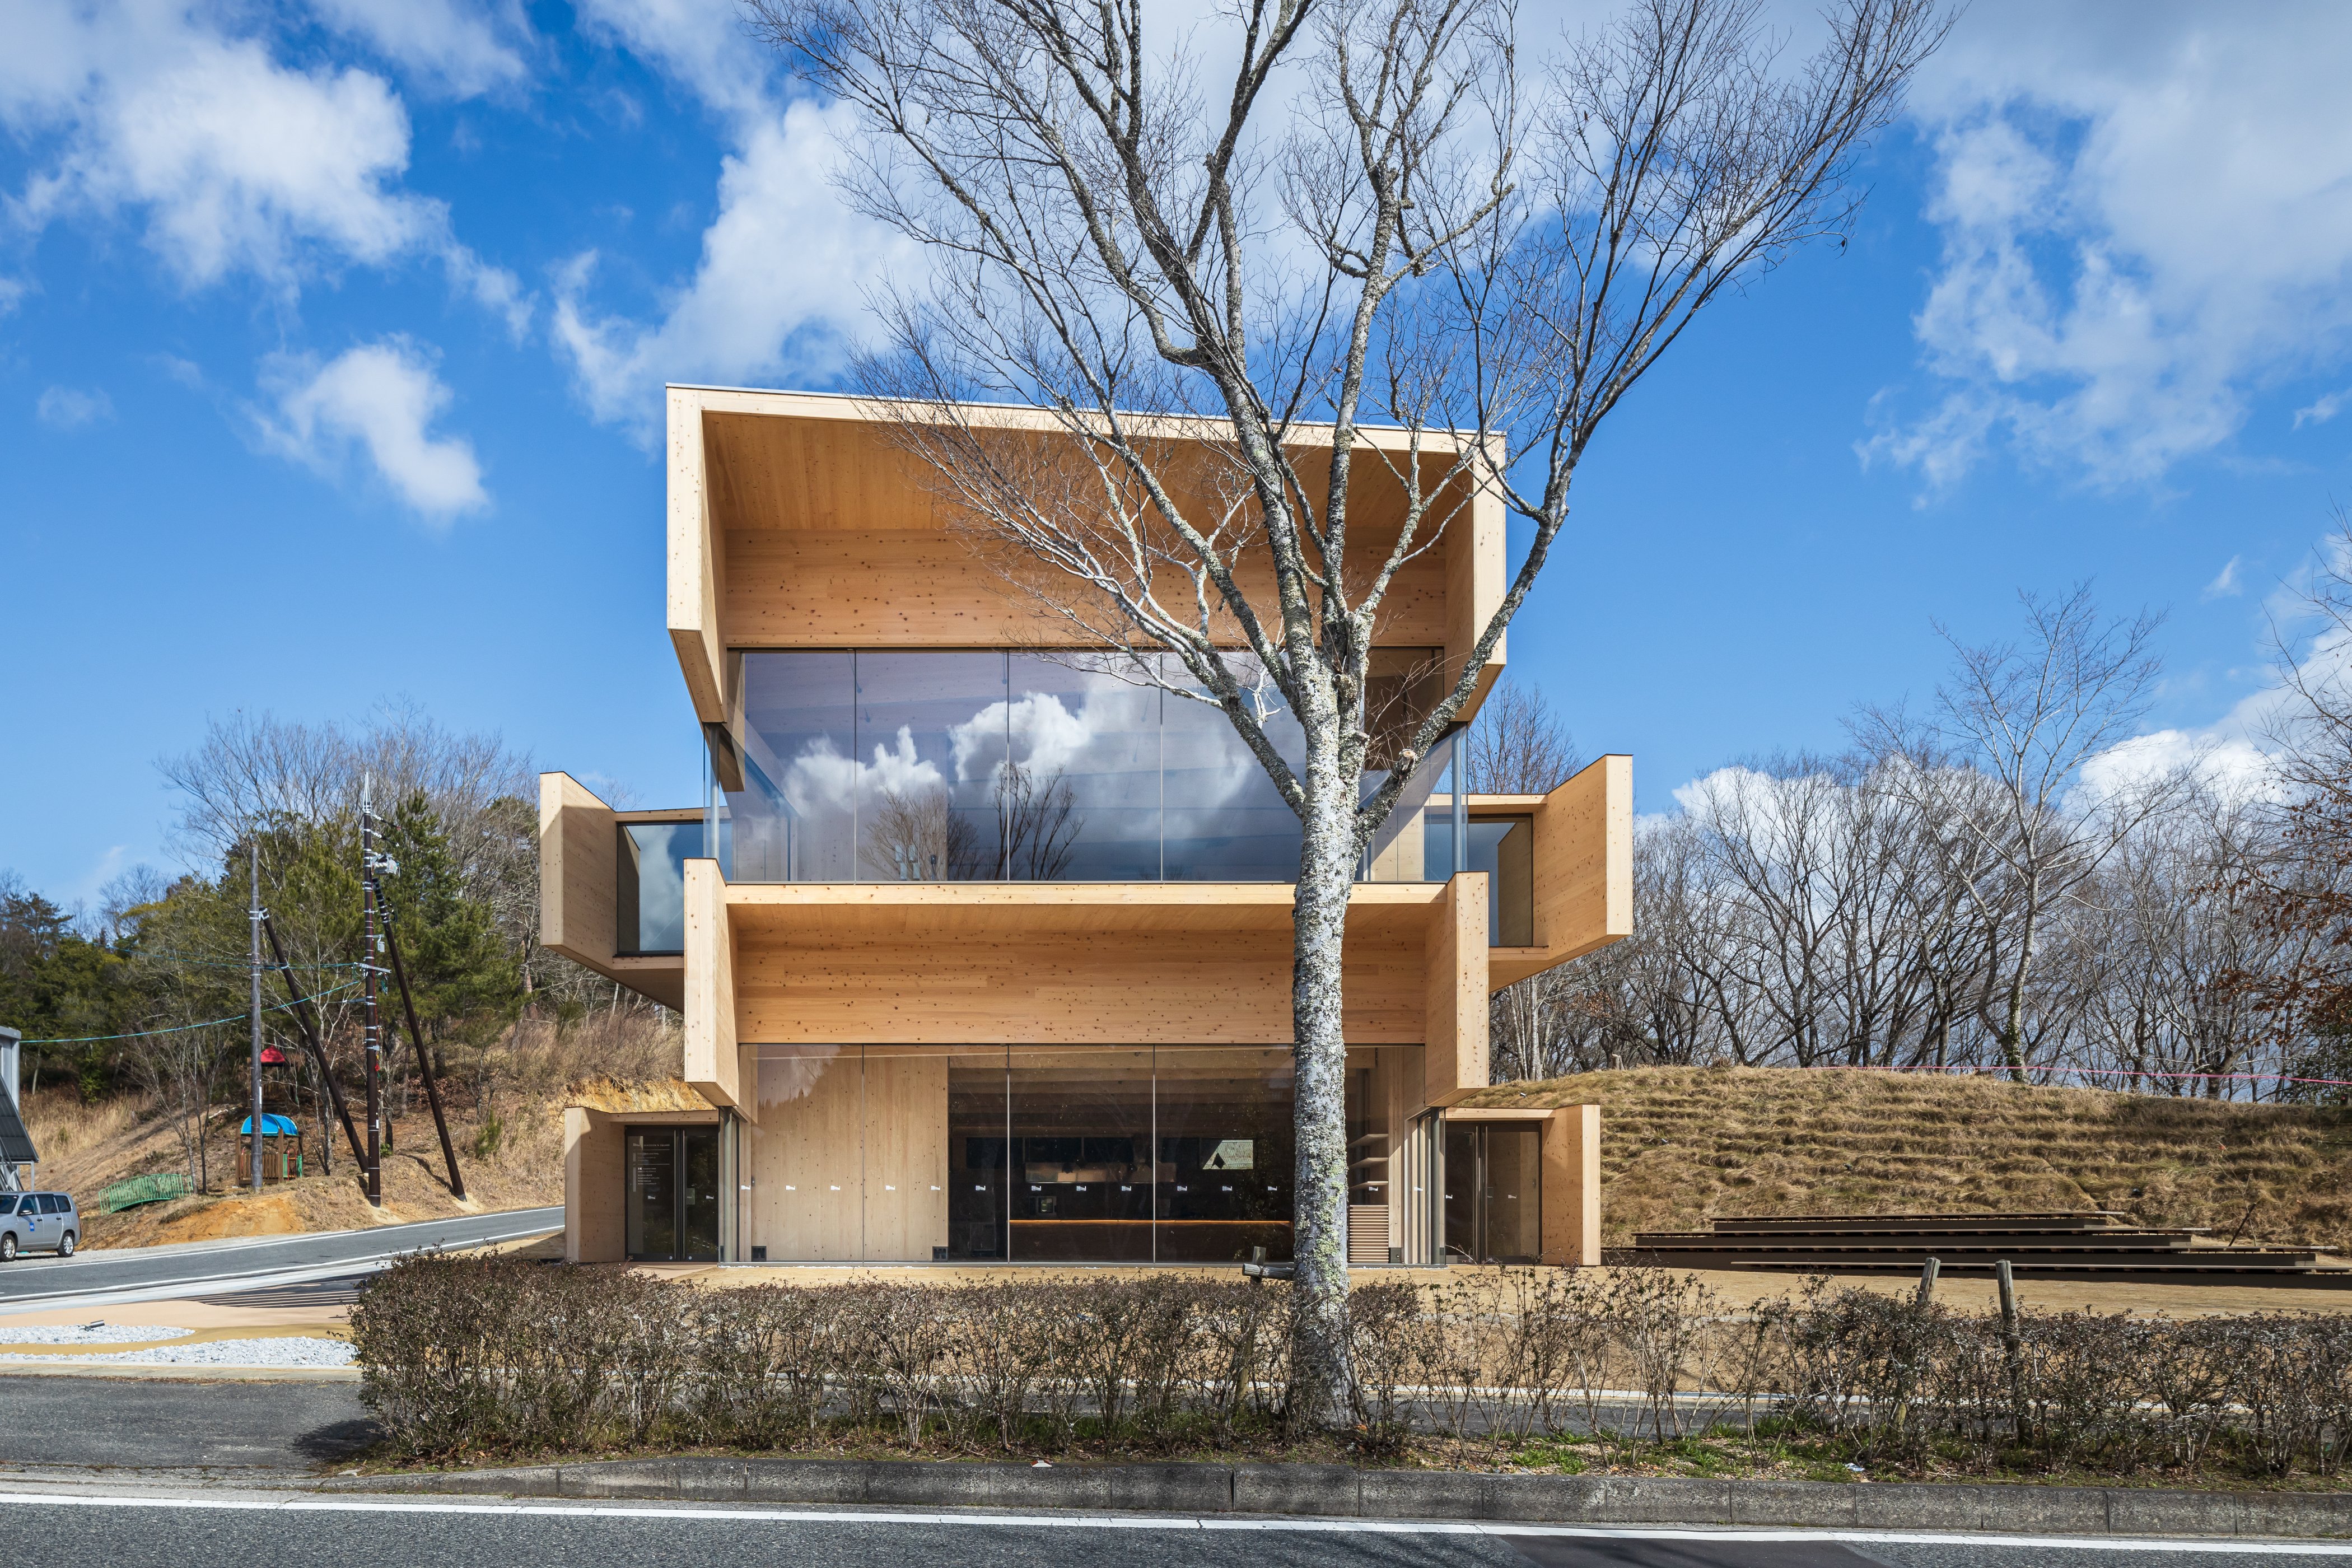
<box><xmin>0</xmin><ymin>1206</ymin><xmax>562</xmax><ymax>1307</ymax></box>
<box><xmin>0</xmin><ymin>1496</ymin><xmax>2346</xmax><ymax>1568</ymax></box>
<box><xmin>2</xmin><ymin>1383</ymin><xmax>2349</xmax><ymax>1565</ymax></box>
<box><xmin>0</xmin><ymin>1376</ymin><xmax>374</xmax><ymax>1471</ymax></box>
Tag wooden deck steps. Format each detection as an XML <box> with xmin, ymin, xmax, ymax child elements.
<box><xmin>1618</xmin><ymin>1210</ymin><xmax>2352</xmax><ymax>1287</ymax></box>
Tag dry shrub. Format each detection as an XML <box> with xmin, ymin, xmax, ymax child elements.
<box><xmin>354</xmin><ymin>1257</ymin><xmax>2352</xmax><ymax>1479</ymax></box>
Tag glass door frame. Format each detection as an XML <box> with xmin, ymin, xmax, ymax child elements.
<box><xmin>624</xmin><ymin>1122</ymin><xmax>727</xmax><ymax>1263</ymax></box>
<box><xmin>1439</xmin><ymin>1116</ymin><xmax>1544</xmax><ymax>1266</ymax></box>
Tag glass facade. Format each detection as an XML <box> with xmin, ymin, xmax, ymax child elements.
<box><xmin>711</xmin><ymin>650</ymin><xmax>1450</xmax><ymax>885</ymax></box>
<box><xmin>1441</xmin><ymin>1119</ymin><xmax>1541</xmax><ymax>1265</ymax></box>
<box><xmin>1422</xmin><ymin>812</ymin><xmax>1534</xmax><ymax>945</ymax></box>
<box><xmin>625</xmin><ymin>1126</ymin><xmax>721</xmax><ymax>1261</ymax></box>
<box><xmin>617</xmin><ymin>820</ymin><xmax>703</xmax><ymax>954</ymax></box>
<box><xmin>750</xmin><ymin>1043</ymin><xmax>1418</xmax><ymax>1263</ymax></box>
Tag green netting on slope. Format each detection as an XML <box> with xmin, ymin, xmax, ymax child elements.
<box><xmin>100</xmin><ymin>1172</ymin><xmax>190</xmax><ymax>1212</ymax></box>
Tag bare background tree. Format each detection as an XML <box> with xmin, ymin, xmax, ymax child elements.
<box><xmin>1496</xmin><ymin>581</ymin><xmax>2352</xmax><ymax>1103</ymax></box>
<box><xmin>1859</xmin><ymin>589</ymin><xmax>2176</xmax><ymax>1079</ymax></box>
<box><xmin>753</xmin><ymin>0</ymin><xmax>1945</xmax><ymax>1414</ymax></box>
<box><xmin>1460</xmin><ymin>676</ymin><xmax>1583</xmax><ymax>795</ymax></box>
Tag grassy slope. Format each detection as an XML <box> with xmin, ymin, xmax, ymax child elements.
<box><xmin>1462</xmin><ymin>1066</ymin><xmax>2352</xmax><ymax>1251</ymax></box>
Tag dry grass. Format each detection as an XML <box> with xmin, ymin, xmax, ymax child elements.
<box><xmin>21</xmin><ymin>1006</ymin><xmax>682</xmax><ymax>1248</ymax></box>
<box><xmin>1462</xmin><ymin>1066</ymin><xmax>2352</xmax><ymax>1250</ymax></box>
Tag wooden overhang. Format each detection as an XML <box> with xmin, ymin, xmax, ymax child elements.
<box><xmin>664</xmin><ymin>384</ymin><xmax>1508</xmax><ymax>726</ymax></box>
<box><xmin>1472</xmin><ymin>754</ymin><xmax>1634</xmax><ymax>988</ymax></box>
<box><xmin>682</xmin><ymin>868</ymin><xmax>1504</xmax><ymax>1118</ymax></box>
<box><xmin>538</xmin><ymin>772</ymin><xmax>690</xmax><ymax>1011</ymax></box>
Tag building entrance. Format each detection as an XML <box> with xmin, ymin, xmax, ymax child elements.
<box><xmin>626</xmin><ymin>1126</ymin><xmax>721</xmax><ymax>1261</ymax></box>
<box><xmin>1442</xmin><ymin>1120</ymin><xmax>1541</xmax><ymax>1264</ymax></box>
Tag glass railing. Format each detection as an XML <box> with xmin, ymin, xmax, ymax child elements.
<box><xmin>706</xmin><ymin>650</ymin><xmax>1456</xmax><ymax>886</ymax></box>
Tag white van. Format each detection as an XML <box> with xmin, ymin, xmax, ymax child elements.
<box><xmin>0</xmin><ymin>1192</ymin><xmax>81</xmax><ymax>1258</ymax></box>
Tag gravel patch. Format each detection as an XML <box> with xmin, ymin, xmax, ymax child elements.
<box><xmin>0</xmin><ymin>1336</ymin><xmax>354</xmax><ymax>1368</ymax></box>
<box><xmin>0</xmin><ymin>1323</ymin><xmax>195</xmax><ymax>1345</ymax></box>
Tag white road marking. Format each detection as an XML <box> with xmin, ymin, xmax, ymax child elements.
<box><xmin>0</xmin><ymin>1487</ymin><xmax>2342</xmax><ymax>1552</ymax></box>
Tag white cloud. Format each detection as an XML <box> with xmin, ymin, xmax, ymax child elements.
<box><xmin>2071</xmin><ymin>728</ymin><xmax>2279</xmax><ymax>812</ymax></box>
<box><xmin>306</xmin><ymin>0</ymin><xmax>530</xmax><ymax>99</ymax></box>
<box><xmin>2296</xmin><ymin>388</ymin><xmax>2350</xmax><ymax>430</ymax></box>
<box><xmin>0</xmin><ymin>1</ymin><xmax>528</xmax><ymax>328</ymax></box>
<box><xmin>552</xmin><ymin>106</ymin><xmax>900</xmax><ymax>428</ymax></box>
<box><xmin>553</xmin><ymin>4</ymin><xmax>912</xmax><ymax>430</ymax></box>
<box><xmin>1866</xmin><ymin>2</ymin><xmax>2352</xmax><ymax>489</ymax></box>
<box><xmin>36</xmin><ymin>385</ymin><xmax>114</xmax><ymax>430</ymax></box>
<box><xmin>2201</xmin><ymin>556</ymin><xmax>2243</xmax><ymax>601</ymax></box>
<box><xmin>258</xmin><ymin>338</ymin><xmax>487</xmax><ymax>520</ymax></box>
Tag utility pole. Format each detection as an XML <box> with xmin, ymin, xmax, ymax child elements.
<box><xmin>249</xmin><ymin>841</ymin><xmax>265</xmax><ymax>1195</ymax></box>
<box><xmin>361</xmin><ymin>775</ymin><xmax>383</xmax><ymax>1207</ymax></box>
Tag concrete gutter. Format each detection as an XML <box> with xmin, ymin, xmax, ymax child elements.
<box><xmin>330</xmin><ymin>1457</ymin><xmax>2352</xmax><ymax>1539</ymax></box>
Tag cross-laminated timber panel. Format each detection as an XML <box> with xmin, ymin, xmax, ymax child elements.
<box><xmin>664</xmin><ymin>385</ymin><xmax>1506</xmax><ymax>726</ymax></box>
<box><xmin>1485</xmin><ymin>754</ymin><xmax>1634</xmax><ymax>988</ymax></box>
<box><xmin>707</xmin><ymin>879</ymin><xmax>1491</xmax><ymax>1110</ymax></box>
<box><xmin>538</xmin><ymin>772</ymin><xmax>687</xmax><ymax>1010</ymax></box>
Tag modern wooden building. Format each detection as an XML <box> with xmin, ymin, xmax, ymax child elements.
<box><xmin>543</xmin><ymin>387</ymin><xmax>1630</xmax><ymax>1270</ymax></box>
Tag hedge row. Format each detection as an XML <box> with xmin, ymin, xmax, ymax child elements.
<box><xmin>351</xmin><ymin>1258</ymin><xmax>2352</xmax><ymax>1476</ymax></box>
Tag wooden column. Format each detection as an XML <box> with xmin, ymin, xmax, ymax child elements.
<box><xmin>1541</xmin><ymin>1103</ymin><xmax>1602</xmax><ymax>1267</ymax></box>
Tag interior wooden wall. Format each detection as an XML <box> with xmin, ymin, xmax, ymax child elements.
<box><xmin>745</xmin><ymin>1049</ymin><xmax>951</xmax><ymax>1261</ymax></box>
<box><xmin>748</xmin><ymin>1050</ymin><xmax>864</xmax><ymax>1261</ymax></box>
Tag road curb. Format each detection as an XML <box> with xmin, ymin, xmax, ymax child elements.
<box><xmin>329</xmin><ymin>1457</ymin><xmax>2352</xmax><ymax>1538</ymax></box>
<box><xmin>0</xmin><ymin>1362</ymin><xmax>359</xmax><ymax>1382</ymax></box>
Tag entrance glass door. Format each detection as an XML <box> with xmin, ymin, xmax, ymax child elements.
<box><xmin>626</xmin><ymin>1127</ymin><xmax>721</xmax><ymax>1261</ymax></box>
<box><xmin>1442</xmin><ymin>1121</ymin><xmax>1542</xmax><ymax>1264</ymax></box>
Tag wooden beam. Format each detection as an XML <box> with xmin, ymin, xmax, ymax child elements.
<box><xmin>1489</xmin><ymin>754</ymin><xmax>1635</xmax><ymax>988</ymax></box>
<box><xmin>682</xmin><ymin>857</ymin><xmax>743</xmax><ymax>1111</ymax></box>
<box><xmin>1445</xmin><ymin>472</ymin><xmax>1506</xmax><ymax>725</ymax></box>
<box><xmin>668</xmin><ymin>388</ymin><xmax>726</xmax><ymax>722</ymax></box>
<box><xmin>1541</xmin><ymin>1103</ymin><xmax>1602</xmax><ymax>1267</ymax></box>
<box><xmin>563</xmin><ymin>1107</ymin><xmax>624</xmax><ymax>1263</ymax></box>
<box><xmin>539</xmin><ymin>772</ymin><xmax>616</xmax><ymax>970</ymax></box>
<box><xmin>1422</xmin><ymin>872</ymin><xmax>1488</xmax><ymax>1108</ymax></box>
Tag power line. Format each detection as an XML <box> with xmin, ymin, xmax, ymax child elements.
<box><xmin>16</xmin><ymin>979</ymin><xmax>363</xmax><ymax>1046</ymax></box>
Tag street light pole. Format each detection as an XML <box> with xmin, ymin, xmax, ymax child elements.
<box><xmin>362</xmin><ymin>775</ymin><xmax>383</xmax><ymax>1207</ymax></box>
<box><xmin>249</xmin><ymin>840</ymin><xmax>264</xmax><ymax>1195</ymax></box>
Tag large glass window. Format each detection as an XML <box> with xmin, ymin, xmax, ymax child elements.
<box><xmin>713</xmin><ymin>651</ymin><xmax>1453</xmax><ymax>885</ymax></box>
<box><xmin>746</xmin><ymin>1044</ymin><xmax>1421</xmax><ymax>1263</ymax></box>
<box><xmin>617</xmin><ymin>820</ymin><xmax>702</xmax><ymax>954</ymax></box>
<box><xmin>1154</xmin><ymin>1047</ymin><xmax>1295</xmax><ymax>1263</ymax></box>
<box><xmin>1010</xmin><ymin>1048</ymin><xmax>1154</xmax><ymax>1262</ymax></box>
<box><xmin>1422</xmin><ymin>814</ymin><xmax>1535</xmax><ymax>945</ymax></box>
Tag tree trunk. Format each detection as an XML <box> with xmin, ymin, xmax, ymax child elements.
<box><xmin>2002</xmin><ymin>876</ymin><xmax>2041</xmax><ymax>1084</ymax></box>
<box><xmin>1289</xmin><ymin>745</ymin><xmax>1357</xmax><ymax>1428</ymax></box>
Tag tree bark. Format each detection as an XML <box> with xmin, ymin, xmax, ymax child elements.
<box><xmin>1288</xmin><ymin>713</ymin><xmax>1357</xmax><ymax>1425</ymax></box>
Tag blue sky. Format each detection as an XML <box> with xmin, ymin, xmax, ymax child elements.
<box><xmin>4</xmin><ymin>1</ymin><xmax>2352</xmax><ymax>905</ymax></box>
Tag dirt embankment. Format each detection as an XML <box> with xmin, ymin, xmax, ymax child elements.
<box><xmin>1463</xmin><ymin>1065</ymin><xmax>2352</xmax><ymax>1250</ymax></box>
<box><xmin>23</xmin><ymin>1086</ymin><xmax>568</xmax><ymax>1248</ymax></box>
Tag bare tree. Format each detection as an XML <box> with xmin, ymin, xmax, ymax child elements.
<box><xmin>752</xmin><ymin>0</ymin><xmax>1943</xmax><ymax>1413</ymax></box>
<box><xmin>1462</xmin><ymin>676</ymin><xmax>1581</xmax><ymax>794</ymax></box>
<box><xmin>1859</xmin><ymin>587</ymin><xmax>2177</xmax><ymax>1080</ymax></box>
